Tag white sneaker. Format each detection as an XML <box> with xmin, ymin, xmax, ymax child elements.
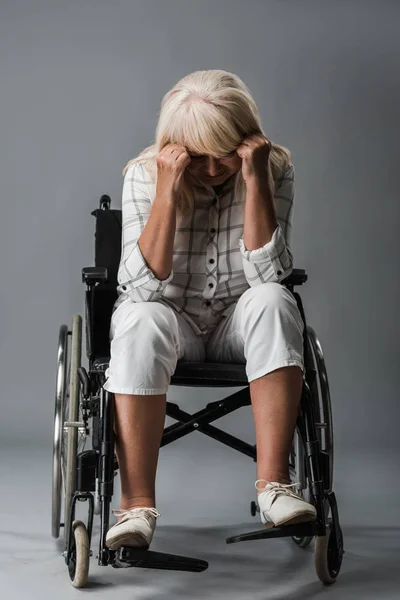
<box><xmin>256</xmin><ymin>480</ymin><xmax>317</xmax><ymax>528</ymax></box>
<box><xmin>105</xmin><ymin>507</ymin><xmax>161</xmax><ymax>550</ymax></box>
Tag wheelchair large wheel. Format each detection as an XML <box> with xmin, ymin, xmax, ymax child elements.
<box><xmin>307</xmin><ymin>325</ymin><xmax>334</xmax><ymax>490</ymax></box>
<box><xmin>64</xmin><ymin>315</ymin><xmax>84</xmax><ymax>547</ymax></box>
<box><xmin>289</xmin><ymin>429</ymin><xmax>314</xmax><ymax>548</ymax></box>
<box><xmin>290</xmin><ymin>325</ymin><xmax>333</xmax><ymax>548</ymax></box>
<box><xmin>52</xmin><ymin>324</ymin><xmax>69</xmax><ymax>539</ymax></box>
<box><xmin>51</xmin><ymin>316</ymin><xmax>86</xmax><ymax>546</ymax></box>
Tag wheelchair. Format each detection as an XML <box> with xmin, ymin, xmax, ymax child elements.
<box><xmin>51</xmin><ymin>194</ymin><xmax>344</xmax><ymax>588</ymax></box>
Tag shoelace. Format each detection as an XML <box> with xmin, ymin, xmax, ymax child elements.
<box><xmin>112</xmin><ymin>507</ymin><xmax>161</xmax><ymax>523</ymax></box>
<box><xmin>255</xmin><ymin>479</ymin><xmax>303</xmax><ymax>501</ymax></box>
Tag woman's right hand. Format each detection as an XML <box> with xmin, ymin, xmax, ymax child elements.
<box><xmin>156</xmin><ymin>143</ymin><xmax>192</xmax><ymax>197</ymax></box>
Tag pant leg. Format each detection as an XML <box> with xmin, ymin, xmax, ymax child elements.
<box><xmin>205</xmin><ymin>283</ymin><xmax>305</xmax><ymax>382</ymax></box>
<box><xmin>103</xmin><ymin>299</ymin><xmax>206</xmax><ymax>395</ymax></box>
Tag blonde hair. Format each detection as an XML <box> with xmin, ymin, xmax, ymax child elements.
<box><xmin>123</xmin><ymin>69</ymin><xmax>291</xmax><ymax>216</ymax></box>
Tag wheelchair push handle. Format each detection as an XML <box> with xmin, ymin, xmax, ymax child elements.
<box><xmin>99</xmin><ymin>195</ymin><xmax>111</xmax><ymax>210</ymax></box>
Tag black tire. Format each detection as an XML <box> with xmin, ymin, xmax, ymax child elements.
<box><xmin>290</xmin><ymin>326</ymin><xmax>333</xmax><ymax>549</ymax></box>
<box><xmin>307</xmin><ymin>326</ymin><xmax>334</xmax><ymax>492</ymax></box>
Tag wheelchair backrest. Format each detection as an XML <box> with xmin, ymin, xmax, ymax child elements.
<box><xmin>92</xmin><ymin>206</ymin><xmax>122</xmax><ymax>290</ymax></box>
<box><xmin>89</xmin><ymin>207</ymin><xmax>122</xmax><ymax>359</ymax></box>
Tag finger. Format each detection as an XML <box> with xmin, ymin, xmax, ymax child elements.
<box><xmin>164</xmin><ymin>145</ymin><xmax>177</xmax><ymax>154</ymax></box>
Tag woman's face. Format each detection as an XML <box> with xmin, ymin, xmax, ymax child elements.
<box><xmin>185</xmin><ymin>150</ymin><xmax>242</xmax><ymax>186</ymax></box>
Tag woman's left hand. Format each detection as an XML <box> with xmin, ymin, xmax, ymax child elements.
<box><xmin>236</xmin><ymin>133</ymin><xmax>272</xmax><ymax>185</ymax></box>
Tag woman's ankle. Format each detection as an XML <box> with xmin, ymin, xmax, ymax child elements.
<box><xmin>256</xmin><ymin>471</ymin><xmax>291</xmax><ymax>492</ymax></box>
<box><xmin>120</xmin><ymin>496</ymin><xmax>156</xmax><ymax>511</ymax></box>
<box><xmin>117</xmin><ymin>499</ymin><xmax>156</xmax><ymax>522</ymax></box>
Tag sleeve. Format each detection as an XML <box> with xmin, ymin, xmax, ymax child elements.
<box><xmin>238</xmin><ymin>162</ymin><xmax>295</xmax><ymax>286</ymax></box>
<box><xmin>116</xmin><ymin>162</ymin><xmax>174</xmax><ymax>302</ymax></box>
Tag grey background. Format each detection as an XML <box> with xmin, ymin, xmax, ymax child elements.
<box><xmin>1</xmin><ymin>1</ymin><xmax>399</xmax><ymax>597</ymax></box>
<box><xmin>1</xmin><ymin>0</ymin><xmax>398</xmax><ymax>450</ymax></box>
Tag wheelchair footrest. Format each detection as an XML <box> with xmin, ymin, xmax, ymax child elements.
<box><xmin>226</xmin><ymin>521</ymin><xmax>318</xmax><ymax>544</ymax></box>
<box><xmin>111</xmin><ymin>546</ymin><xmax>209</xmax><ymax>572</ymax></box>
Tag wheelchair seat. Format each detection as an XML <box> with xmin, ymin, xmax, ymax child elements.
<box><xmin>92</xmin><ymin>357</ymin><xmax>248</xmax><ymax>387</ymax></box>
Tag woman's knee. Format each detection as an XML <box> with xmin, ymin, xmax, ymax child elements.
<box><xmin>105</xmin><ymin>301</ymin><xmax>180</xmax><ymax>394</ymax></box>
<box><xmin>240</xmin><ymin>283</ymin><xmax>304</xmax><ymax>331</ymax></box>
<box><xmin>111</xmin><ymin>300</ymin><xmax>180</xmax><ymax>349</ymax></box>
<box><xmin>241</xmin><ymin>282</ymin><xmax>294</xmax><ymax>310</ymax></box>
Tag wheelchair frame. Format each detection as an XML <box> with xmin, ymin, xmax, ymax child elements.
<box><xmin>51</xmin><ymin>195</ymin><xmax>344</xmax><ymax>588</ymax></box>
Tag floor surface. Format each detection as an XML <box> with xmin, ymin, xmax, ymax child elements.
<box><xmin>1</xmin><ymin>445</ymin><xmax>398</xmax><ymax>599</ymax></box>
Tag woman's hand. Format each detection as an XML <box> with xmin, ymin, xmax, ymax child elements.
<box><xmin>236</xmin><ymin>133</ymin><xmax>272</xmax><ymax>186</ymax></box>
<box><xmin>156</xmin><ymin>143</ymin><xmax>192</xmax><ymax>197</ymax></box>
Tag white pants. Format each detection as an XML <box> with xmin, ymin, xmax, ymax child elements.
<box><xmin>103</xmin><ymin>282</ymin><xmax>305</xmax><ymax>395</ymax></box>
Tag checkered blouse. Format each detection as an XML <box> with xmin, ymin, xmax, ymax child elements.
<box><xmin>113</xmin><ymin>160</ymin><xmax>295</xmax><ymax>336</ymax></box>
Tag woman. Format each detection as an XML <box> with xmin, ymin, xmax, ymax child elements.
<box><xmin>104</xmin><ymin>69</ymin><xmax>316</xmax><ymax>551</ymax></box>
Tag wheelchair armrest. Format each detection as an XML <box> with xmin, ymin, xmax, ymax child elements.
<box><xmin>282</xmin><ymin>268</ymin><xmax>308</xmax><ymax>287</ymax></box>
<box><xmin>82</xmin><ymin>266</ymin><xmax>108</xmax><ymax>286</ymax></box>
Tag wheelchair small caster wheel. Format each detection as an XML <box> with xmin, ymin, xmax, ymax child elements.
<box><xmin>250</xmin><ymin>500</ymin><xmax>257</xmax><ymax>517</ymax></box>
<box><xmin>68</xmin><ymin>520</ymin><xmax>90</xmax><ymax>588</ymax></box>
<box><xmin>315</xmin><ymin>520</ymin><xmax>344</xmax><ymax>584</ymax></box>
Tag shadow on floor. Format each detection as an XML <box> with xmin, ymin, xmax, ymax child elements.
<box><xmin>2</xmin><ymin>521</ymin><xmax>399</xmax><ymax>599</ymax></box>
<box><xmin>83</xmin><ymin>523</ymin><xmax>400</xmax><ymax>599</ymax></box>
